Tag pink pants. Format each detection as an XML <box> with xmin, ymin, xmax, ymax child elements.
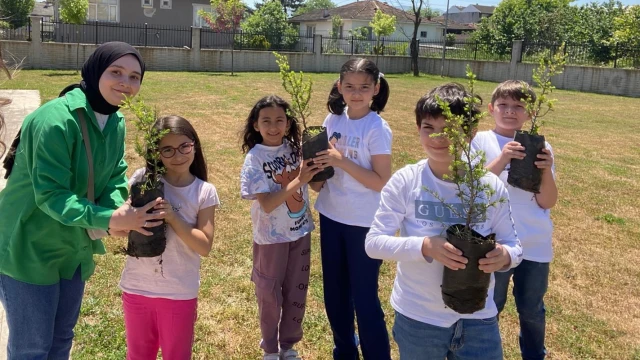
<box><xmin>122</xmin><ymin>292</ymin><xmax>197</xmax><ymax>360</ymax></box>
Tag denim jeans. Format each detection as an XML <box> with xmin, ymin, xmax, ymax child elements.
<box><xmin>494</xmin><ymin>259</ymin><xmax>550</xmax><ymax>360</ymax></box>
<box><xmin>0</xmin><ymin>267</ymin><xmax>85</xmax><ymax>360</ymax></box>
<box><xmin>392</xmin><ymin>311</ymin><xmax>503</xmax><ymax>360</ymax></box>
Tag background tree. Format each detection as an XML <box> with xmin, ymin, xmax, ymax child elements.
<box><xmin>255</xmin><ymin>0</ymin><xmax>303</xmax><ymax>15</ymax></box>
<box><xmin>421</xmin><ymin>5</ymin><xmax>441</xmax><ymax>20</ymax></box>
<box><xmin>612</xmin><ymin>5</ymin><xmax>640</xmax><ymax>67</ymax></box>
<box><xmin>395</xmin><ymin>0</ymin><xmax>425</xmax><ymax>76</ymax></box>
<box><xmin>472</xmin><ymin>0</ymin><xmax>571</xmax><ymax>56</ymax></box>
<box><xmin>472</xmin><ymin>0</ymin><xmax>626</xmax><ymax>64</ymax></box>
<box><xmin>242</xmin><ymin>0</ymin><xmax>298</xmax><ymax>49</ymax></box>
<box><xmin>280</xmin><ymin>0</ymin><xmax>303</xmax><ymax>15</ymax></box>
<box><xmin>369</xmin><ymin>9</ymin><xmax>396</xmax><ymax>55</ymax></box>
<box><xmin>0</xmin><ymin>0</ymin><xmax>34</xmax><ymax>28</ymax></box>
<box><xmin>612</xmin><ymin>5</ymin><xmax>640</xmax><ymax>47</ymax></box>
<box><xmin>199</xmin><ymin>0</ymin><xmax>245</xmax><ymax>75</ymax></box>
<box><xmin>293</xmin><ymin>0</ymin><xmax>335</xmax><ymax>16</ymax></box>
<box><xmin>59</xmin><ymin>0</ymin><xmax>87</xmax><ymax>72</ymax></box>
<box><xmin>324</xmin><ymin>15</ymin><xmax>343</xmax><ymax>53</ymax></box>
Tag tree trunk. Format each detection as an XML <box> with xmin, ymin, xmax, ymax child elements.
<box><xmin>411</xmin><ymin>18</ymin><xmax>421</xmax><ymax>77</ymax></box>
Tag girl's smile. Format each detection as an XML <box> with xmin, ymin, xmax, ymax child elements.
<box><xmin>254</xmin><ymin>106</ymin><xmax>289</xmax><ymax>147</ymax></box>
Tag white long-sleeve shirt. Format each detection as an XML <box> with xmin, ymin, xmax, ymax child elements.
<box><xmin>365</xmin><ymin>160</ymin><xmax>522</xmax><ymax>327</ymax></box>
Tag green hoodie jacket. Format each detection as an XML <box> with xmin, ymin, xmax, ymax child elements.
<box><xmin>0</xmin><ymin>88</ymin><xmax>128</xmax><ymax>285</ymax></box>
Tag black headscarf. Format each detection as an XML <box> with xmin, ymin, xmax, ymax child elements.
<box><xmin>59</xmin><ymin>42</ymin><xmax>146</xmax><ymax>115</ymax></box>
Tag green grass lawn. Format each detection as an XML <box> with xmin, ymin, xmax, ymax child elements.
<box><xmin>2</xmin><ymin>70</ymin><xmax>639</xmax><ymax>360</ymax></box>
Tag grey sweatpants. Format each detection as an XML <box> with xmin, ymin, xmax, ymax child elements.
<box><xmin>252</xmin><ymin>234</ymin><xmax>311</xmax><ymax>354</ymax></box>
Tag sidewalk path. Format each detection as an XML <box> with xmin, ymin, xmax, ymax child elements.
<box><xmin>0</xmin><ymin>89</ymin><xmax>41</xmax><ymax>359</ymax></box>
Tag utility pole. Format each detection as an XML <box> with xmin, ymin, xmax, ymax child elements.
<box><xmin>440</xmin><ymin>0</ymin><xmax>450</xmax><ymax>77</ymax></box>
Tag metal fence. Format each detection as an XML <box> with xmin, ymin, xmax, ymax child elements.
<box><xmin>0</xmin><ymin>18</ymin><xmax>31</xmax><ymax>41</ymax></box>
<box><xmin>522</xmin><ymin>42</ymin><xmax>640</xmax><ymax>69</ymax></box>
<box><xmin>321</xmin><ymin>36</ymin><xmax>512</xmax><ymax>62</ymax></box>
<box><xmin>419</xmin><ymin>40</ymin><xmax>513</xmax><ymax>61</ymax></box>
<box><xmin>41</xmin><ymin>21</ymin><xmax>192</xmax><ymax>48</ymax></box>
<box><xmin>322</xmin><ymin>36</ymin><xmax>410</xmax><ymax>56</ymax></box>
<box><xmin>200</xmin><ymin>29</ymin><xmax>314</xmax><ymax>52</ymax></box>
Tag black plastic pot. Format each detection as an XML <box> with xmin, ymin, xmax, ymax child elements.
<box><xmin>441</xmin><ymin>224</ymin><xmax>496</xmax><ymax>314</ymax></box>
<box><xmin>125</xmin><ymin>181</ymin><xmax>166</xmax><ymax>258</ymax></box>
<box><xmin>507</xmin><ymin>130</ymin><xmax>545</xmax><ymax>194</ymax></box>
<box><xmin>302</xmin><ymin>126</ymin><xmax>334</xmax><ymax>182</ymax></box>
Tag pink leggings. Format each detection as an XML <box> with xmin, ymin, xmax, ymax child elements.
<box><xmin>122</xmin><ymin>292</ymin><xmax>197</xmax><ymax>360</ymax></box>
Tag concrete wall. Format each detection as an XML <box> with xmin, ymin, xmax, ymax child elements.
<box><xmin>3</xmin><ymin>18</ymin><xmax>639</xmax><ymax>98</ymax></box>
<box><xmin>428</xmin><ymin>57</ymin><xmax>640</xmax><ymax>97</ymax></box>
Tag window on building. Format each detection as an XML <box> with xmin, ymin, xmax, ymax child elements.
<box><xmin>142</xmin><ymin>0</ymin><xmax>152</xmax><ymax>8</ymax></box>
<box><xmin>160</xmin><ymin>0</ymin><xmax>171</xmax><ymax>9</ymax></box>
<box><xmin>87</xmin><ymin>0</ymin><xmax>118</xmax><ymax>22</ymax></box>
<box><xmin>306</xmin><ymin>25</ymin><xmax>316</xmax><ymax>38</ymax></box>
<box><xmin>193</xmin><ymin>4</ymin><xmax>213</xmax><ymax>28</ymax></box>
<box><xmin>420</xmin><ymin>31</ymin><xmax>427</xmax><ymax>38</ymax></box>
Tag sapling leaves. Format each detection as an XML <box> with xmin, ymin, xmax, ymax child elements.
<box><xmin>274</xmin><ymin>52</ymin><xmax>313</xmax><ymax>130</ymax></box>
<box><xmin>524</xmin><ymin>47</ymin><xmax>567</xmax><ymax>135</ymax></box>
<box><xmin>422</xmin><ymin>65</ymin><xmax>504</xmax><ymax>240</ymax></box>
<box><xmin>122</xmin><ymin>96</ymin><xmax>169</xmax><ymax>194</ymax></box>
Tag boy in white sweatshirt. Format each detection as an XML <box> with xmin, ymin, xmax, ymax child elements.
<box><xmin>365</xmin><ymin>83</ymin><xmax>522</xmax><ymax>360</ymax></box>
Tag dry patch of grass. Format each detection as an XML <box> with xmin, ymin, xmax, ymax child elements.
<box><xmin>2</xmin><ymin>70</ymin><xmax>639</xmax><ymax>359</ymax></box>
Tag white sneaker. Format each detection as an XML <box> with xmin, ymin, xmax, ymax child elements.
<box><xmin>263</xmin><ymin>353</ymin><xmax>280</xmax><ymax>360</ymax></box>
<box><xmin>280</xmin><ymin>348</ymin><xmax>302</xmax><ymax>360</ymax></box>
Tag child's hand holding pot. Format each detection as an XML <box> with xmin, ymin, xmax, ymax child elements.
<box><xmin>314</xmin><ymin>142</ymin><xmax>344</xmax><ymax>169</ymax></box>
<box><xmin>154</xmin><ymin>199</ymin><xmax>177</xmax><ymax>225</ymax></box>
<box><xmin>422</xmin><ymin>236</ymin><xmax>468</xmax><ymax>270</ymax></box>
<box><xmin>478</xmin><ymin>243</ymin><xmax>511</xmax><ymax>273</ymax></box>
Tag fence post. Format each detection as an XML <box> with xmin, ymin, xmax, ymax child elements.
<box><xmin>510</xmin><ymin>39</ymin><xmax>523</xmax><ymax>79</ymax></box>
<box><xmin>614</xmin><ymin>42</ymin><xmax>618</xmax><ymax>68</ymax></box>
<box><xmin>29</xmin><ymin>16</ymin><xmax>43</xmax><ymax>68</ymax></box>
<box><xmin>313</xmin><ymin>34</ymin><xmax>323</xmax><ymax>71</ymax></box>
<box><xmin>474</xmin><ymin>41</ymin><xmax>478</xmax><ymax>60</ymax></box>
<box><xmin>144</xmin><ymin>23</ymin><xmax>148</xmax><ymax>47</ymax></box>
<box><xmin>351</xmin><ymin>36</ymin><xmax>354</xmax><ymax>55</ymax></box>
<box><xmin>95</xmin><ymin>21</ymin><xmax>98</xmax><ymax>45</ymax></box>
<box><xmin>190</xmin><ymin>27</ymin><xmax>201</xmax><ymax>71</ymax></box>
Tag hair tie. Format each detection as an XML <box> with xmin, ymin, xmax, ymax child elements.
<box><xmin>379</xmin><ymin>72</ymin><xmax>385</xmax><ymax>79</ymax></box>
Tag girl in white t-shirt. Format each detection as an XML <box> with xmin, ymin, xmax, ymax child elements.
<box><xmin>310</xmin><ymin>58</ymin><xmax>393</xmax><ymax>359</ymax></box>
<box><xmin>118</xmin><ymin>115</ymin><xmax>219</xmax><ymax>360</ymax></box>
<box><xmin>240</xmin><ymin>95</ymin><xmax>321</xmax><ymax>360</ymax></box>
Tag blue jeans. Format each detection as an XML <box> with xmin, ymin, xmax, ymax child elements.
<box><xmin>0</xmin><ymin>267</ymin><xmax>85</xmax><ymax>360</ymax></box>
<box><xmin>392</xmin><ymin>311</ymin><xmax>503</xmax><ymax>360</ymax></box>
<box><xmin>494</xmin><ymin>259</ymin><xmax>550</xmax><ymax>360</ymax></box>
<box><xmin>319</xmin><ymin>214</ymin><xmax>391</xmax><ymax>360</ymax></box>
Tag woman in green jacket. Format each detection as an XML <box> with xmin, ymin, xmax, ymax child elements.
<box><xmin>0</xmin><ymin>42</ymin><xmax>164</xmax><ymax>359</ymax></box>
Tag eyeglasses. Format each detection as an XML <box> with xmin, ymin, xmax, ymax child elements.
<box><xmin>160</xmin><ymin>142</ymin><xmax>194</xmax><ymax>158</ymax></box>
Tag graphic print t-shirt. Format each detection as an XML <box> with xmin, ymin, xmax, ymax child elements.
<box><xmin>314</xmin><ymin>110</ymin><xmax>393</xmax><ymax>227</ymax></box>
<box><xmin>240</xmin><ymin>142</ymin><xmax>314</xmax><ymax>245</ymax></box>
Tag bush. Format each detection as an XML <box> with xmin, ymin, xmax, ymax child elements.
<box><xmin>445</xmin><ymin>33</ymin><xmax>456</xmax><ymax>47</ymax></box>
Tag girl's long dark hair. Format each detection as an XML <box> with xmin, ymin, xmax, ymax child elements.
<box><xmin>327</xmin><ymin>58</ymin><xmax>390</xmax><ymax>115</ymax></box>
<box><xmin>241</xmin><ymin>95</ymin><xmax>301</xmax><ymax>154</ymax></box>
<box><xmin>149</xmin><ymin>115</ymin><xmax>208</xmax><ymax>181</ymax></box>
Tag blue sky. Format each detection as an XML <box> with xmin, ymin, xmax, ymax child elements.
<box><xmin>244</xmin><ymin>0</ymin><xmax>640</xmax><ymax>11</ymax></box>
